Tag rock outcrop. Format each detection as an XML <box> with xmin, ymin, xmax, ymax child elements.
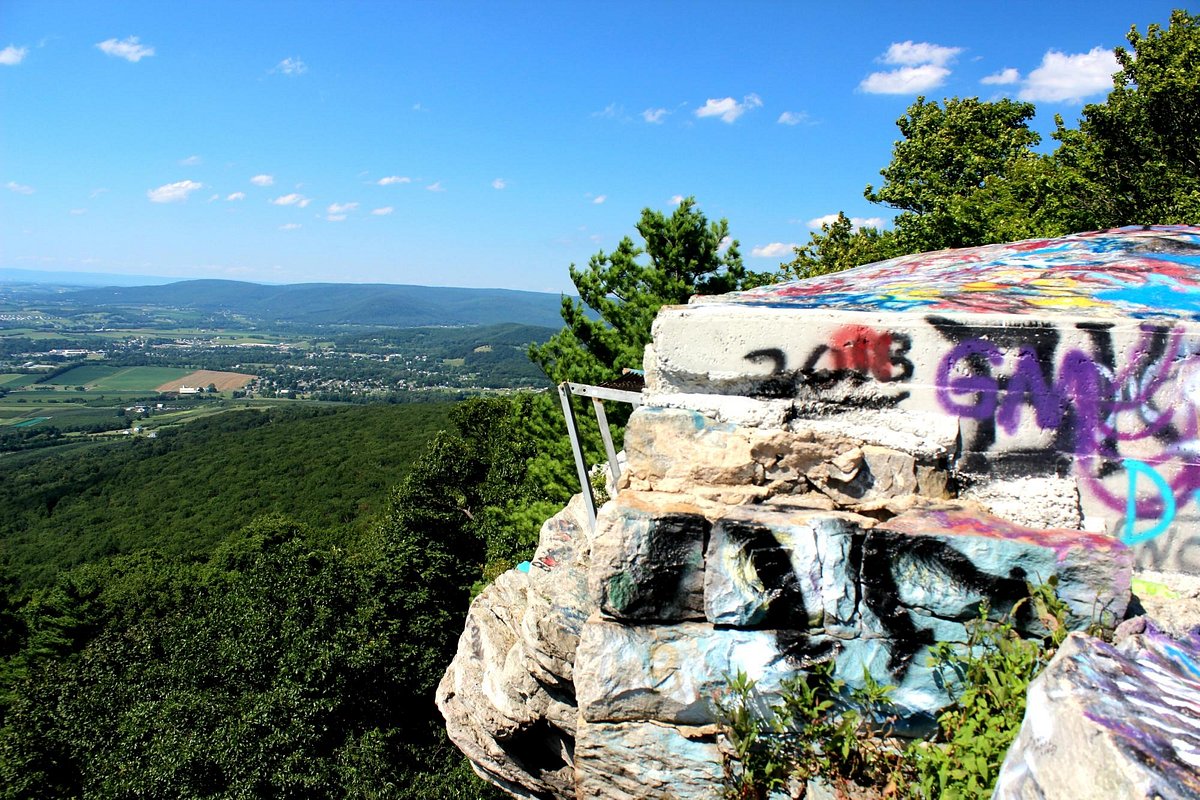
<box><xmin>995</xmin><ymin>625</ymin><xmax>1200</xmax><ymax>800</ymax></box>
<box><xmin>439</xmin><ymin>228</ymin><xmax>1200</xmax><ymax>798</ymax></box>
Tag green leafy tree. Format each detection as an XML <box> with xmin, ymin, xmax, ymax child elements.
<box><xmin>864</xmin><ymin>96</ymin><xmax>1045</xmax><ymax>252</ymax></box>
<box><xmin>780</xmin><ymin>212</ymin><xmax>901</xmax><ymax>281</ymax></box>
<box><xmin>530</xmin><ymin>197</ymin><xmax>764</xmax><ymax>386</ymax></box>
<box><xmin>1052</xmin><ymin>9</ymin><xmax>1200</xmax><ymax>228</ymax></box>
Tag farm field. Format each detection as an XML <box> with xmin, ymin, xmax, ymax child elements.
<box><xmin>0</xmin><ymin>374</ymin><xmax>35</xmax><ymax>388</ymax></box>
<box><xmin>44</xmin><ymin>365</ymin><xmax>191</xmax><ymax>391</ymax></box>
<box><xmin>156</xmin><ymin>369</ymin><xmax>256</xmax><ymax>392</ymax></box>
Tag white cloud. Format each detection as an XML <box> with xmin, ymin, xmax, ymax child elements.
<box><xmin>882</xmin><ymin>41</ymin><xmax>963</xmax><ymax>67</ymax></box>
<box><xmin>272</xmin><ymin>193</ymin><xmax>311</xmax><ymax>208</ymax></box>
<box><xmin>179</xmin><ymin>155</ymin><xmax>202</xmax><ymax>166</ymax></box>
<box><xmin>861</xmin><ymin>64</ymin><xmax>950</xmax><ymax>94</ymax></box>
<box><xmin>147</xmin><ymin>180</ymin><xmax>203</xmax><ymax>203</ymax></box>
<box><xmin>592</xmin><ymin>194</ymin><xmax>607</xmax><ymax>204</ymax></box>
<box><xmin>371</xmin><ymin>206</ymin><xmax>394</xmax><ymax>216</ymax></box>
<box><xmin>207</xmin><ymin>193</ymin><xmax>219</xmax><ymax>202</ymax></box>
<box><xmin>981</xmin><ymin>67</ymin><xmax>1020</xmax><ymax>86</ymax></box>
<box><xmin>751</xmin><ymin>242</ymin><xmax>797</xmax><ymax>258</ymax></box>
<box><xmin>593</xmin><ymin>102</ymin><xmax>623</xmax><ymax>119</ymax></box>
<box><xmin>717</xmin><ymin>235</ymin><xmax>732</xmax><ymax>253</ymax></box>
<box><xmin>1019</xmin><ymin>47</ymin><xmax>1117</xmax><ymax>103</ymax></box>
<box><xmin>861</xmin><ymin>40</ymin><xmax>961</xmax><ymax>94</ymax></box>
<box><xmin>279</xmin><ymin>223</ymin><xmax>302</xmax><ymax>231</ymax></box>
<box><xmin>670</xmin><ymin>195</ymin><xmax>685</xmax><ymax>205</ymax></box>
<box><xmin>695</xmin><ymin>93</ymin><xmax>762</xmax><ymax>123</ymax></box>
<box><xmin>6</xmin><ymin>181</ymin><xmax>34</xmax><ymax>195</ymax></box>
<box><xmin>96</xmin><ymin>36</ymin><xmax>155</xmax><ymax>62</ymax></box>
<box><xmin>250</xmin><ymin>174</ymin><xmax>274</xmax><ymax>187</ymax></box>
<box><xmin>327</xmin><ymin>202</ymin><xmax>358</xmax><ymax>214</ymax></box>
<box><xmin>226</xmin><ymin>192</ymin><xmax>245</xmax><ymax>201</ymax></box>
<box><xmin>426</xmin><ymin>181</ymin><xmax>445</xmax><ymax>192</ymax></box>
<box><xmin>326</xmin><ymin>214</ymin><xmax>346</xmax><ymax>222</ymax></box>
<box><xmin>492</xmin><ymin>178</ymin><xmax>507</xmax><ymax>190</ymax></box>
<box><xmin>70</xmin><ymin>208</ymin><xmax>86</xmax><ymax>215</ymax></box>
<box><xmin>275</xmin><ymin>57</ymin><xmax>307</xmax><ymax>76</ymax></box>
<box><xmin>806</xmin><ymin>214</ymin><xmax>885</xmax><ymax>230</ymax></box>
<box><xmin>777</xmin><ymin>111</ymin><xmax>810</xmax><ymax>126</ymax></box>
<box><xmin>0</xmin><ymin>45</ymin><xmax>28</xmax><ymax>66</ymax></box>
<box><xmin>642</xmin><ymin>107</ymin><xmax>669</xmax><ymax>124</ymax></box>
<box><xmin>377</xmin><ymin>175</ymin><xmax>411</xmax><ymax>186</ymax></box>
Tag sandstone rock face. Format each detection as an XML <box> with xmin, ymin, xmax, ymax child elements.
<box><xmin>994</xmin><ymin>627</ymin><xmax>1200</xmax><ymax>800</ymax></box>
<box><xmin>438</xmin><ymin>405</ymin><xmax>1133</xmax><ymax>799</ymax></box>
<box><xmin>437</xmin><ymin>229</ymin><xmax>1200</xmax><ymax>797</ymax></box>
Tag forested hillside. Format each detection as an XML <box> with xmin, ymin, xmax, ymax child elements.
<box><xmin>0</xmin><ymin>398</ymin><xmax>539</xmax><ymax>799</ymax></box>
<box><xmin>55</xmin><ymin>280</ymin><xmax>570</xmax><ymax>329</ymax></box>
<box><xmin>0</xmin><ymin>403</ymin><xmax>451</xmax><ymax>587</ymax></box>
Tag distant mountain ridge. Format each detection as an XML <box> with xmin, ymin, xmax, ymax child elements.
<box><xmin>57</xmin><ymin>279</ymin><xmax>574</xmax><ymax>328</ymax></box>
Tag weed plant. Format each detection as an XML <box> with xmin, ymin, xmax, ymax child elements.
<box><xmin>717</xmin><ymin>579</ymin><xmax>1073</xmax><ymax>800</ymax></box>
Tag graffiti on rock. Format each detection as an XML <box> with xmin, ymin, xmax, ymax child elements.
<box><xmin>743</xmin><ymin>325</ymin><xmax>914</xmax><ymax>400</ymax></box>
<box><xmin>706</xmin><ymin>226</ymin><xmax>1200</xmax><ymax>321</ymax></box>
<box><xmin>934</xmin><ymin>319</ymin><xmax>1200</xmax><ymax>545</ymax></box>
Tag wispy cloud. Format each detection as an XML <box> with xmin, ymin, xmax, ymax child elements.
<box><xmin>751</xmin><ymin>242</ymin><xmax>797</xmax><ymax>258</ymax></box>
<box><xmin>0</xmin><ymin>45</ymin><xmax>28</xmax><ymax>66</ymax></box>
<box><xmin>250</xmin><ymin>174</ymin><xmax>274</xmax><ymax>187</ymax></box>
<box><xmin>90</xmin><ymin>188</ymin><xmax>108</xmax><ymax>198</ymax></box>
<box><xmin>275</xmin><ymin>57</ymin><xmax>307</xmax><ymax>76</ymax></box>
<box><xmin>593</xmin><ymin>102</ymin><xmax>624</xmax><ymax>119</ymax></box>
<box><xmin>981</xmin><ymin>67</ymin><xmax>1020</xmax><ymax>86</ymax></box>
<box><xmin>272</xmin><ymin>193</ymin><xmax>311</xmax><ymax>208</ymax></box>
<box><xmin>327</xmin><ymin>215</ymin><xmax>346</xmax><ymax>222</ymax></box>
<box><xmin>695</xmin><ymin>93</ymin><xmax>762</xmax><ymax>123</ymax></box>
<box><xmin>860</xmin><ymin>40</ymin><xmax>961</xmax><ymax>94</ymax></box>
<box><xmin>670</xmin><ymin>195</ymin><xmax>685</xmax><ymax>205</ymax></box>
<box><xmin>426</xmin><ymin>181</ymin><xmax>445</xmax><ymax>192</ymax></box>
<box><xmin>642</xmin><ymin>107</ymin><xmax>669</xmax><ymax>124</ymax></box>
<box><xmin>96</xmin><ymin>36</ymin><xmax>155</xmax><ymax>62</ymax></box>
<box><xmin>279</xmin><ymin>223</ymin><xmax>302</xmax><ymax>231</ymax></box>
<box><xmin>226</xmin><ymin>192</ymin><xmax>245</xmax><ymax>201</ymax></box>
<box><xmin>70</xmin><ymin>208</ymin><xmax>86</xmax><ymax>215</ymax></box>
<box><xmin>6</xmin><ymin>181</ymin><xmax>34</xmax><ymax>195</ymax></box>
<box><xmin>807</xmin><ymin>214</ymin><xmax>885</xmax><ymax>230</ymax></box>
<box><xmin>179</xmin><ymin>155</ymin><xmax>202</xmax><ymax>166</ymax></box>
<box><xmin>777</xmin><ymin>111</ymin><xmax>810</xmax><ymax>126</ymax></box>
<box><xmin>371</xmin><ymin>206</ymin><xmax>394</xmax><ymax>216</ymax></box>
<box><xmin>592</xmin><ymin>194</ymin><xmax>607</xmax><ymax>205</ymax></box>
<box><xmin>492</xmin><ymin>178</ymin><xmax>507</xmax><ymax>190</ymax></box>
<box><xmin>327</xmin><ymin>202</ymin><xmax>358</xmax><ymax>215</ymax></box>
<box><xmin>147</xmin><ymin>180</ymin><xmax>203</xmax><ymax>203</ymax></box>
<box><xmin>1018</xmin><ymin>47</ymin><xmax>1117</xmax><ymax>102</ymax></box>
<box><xmin>377</xmin><ymin>175</ymin><xmax>411</xmax><ymax>186</ymax></box>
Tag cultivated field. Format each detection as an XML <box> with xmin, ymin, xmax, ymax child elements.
<box><xmin>44</xmin><ymin>365</ymin><xmax>192</xmax><ymax>391</ymax></box>
<box><xmin>157</xmin><ymin>370</ymin><xmax>256</xmax><ymax>392</ymax></box>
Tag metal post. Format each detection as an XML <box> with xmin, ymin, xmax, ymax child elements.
<box><xmin>558</xmin><ymin>383</ymin><xmax>597</xmax><ymax>527</ymax></box>
<box><xmin>591</xmin><ymin>396</ymin><xmax>621</xmax><ymax>487</ymax></box>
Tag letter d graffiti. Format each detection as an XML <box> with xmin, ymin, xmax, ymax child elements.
<box><xmin>1122</xmin><ymin>458</ymin><xmax>1177</xmax><ymax>546</ymax></box>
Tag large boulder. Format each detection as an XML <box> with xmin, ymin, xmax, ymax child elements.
<box><xmin>995</xmin><ymin>625</ymin><xmax>1200</xmax><ymax>800</ymax></box>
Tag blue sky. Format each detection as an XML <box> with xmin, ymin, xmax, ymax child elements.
<box><xmin>0</xmin><ymin>1</ymin><xmax>1188</xmax><ymax>292</ymax></box>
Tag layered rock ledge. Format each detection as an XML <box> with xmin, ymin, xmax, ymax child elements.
<box><xmin>439</xmin><ymin>227</ymin><xmax>1200</xmax><ymax>798</ymax></box>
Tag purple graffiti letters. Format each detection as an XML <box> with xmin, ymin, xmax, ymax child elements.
<box><xmin>936</xmin><ymin>339</ymin><xmax>1003</xmax><ymax>418</ymax></box>
<box><xmin>998</xmin><ymin>346</ymin><xmax>1066</xmax><ymax>434</ymax></box>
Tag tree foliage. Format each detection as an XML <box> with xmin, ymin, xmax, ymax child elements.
<box><xmin>1053</xmin><ymin>9</ymin><xmax>1200</xmax><ymax>229</ymax></box>
<box><xmin>789</xmin><ymin>9</ymin><xmax>1200</xmax><ymax>279</ymax></box>
<box><xmin>530</xmin><ymin>197</ymin><xmax>760</xmax><ymax>385</ymax></box>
